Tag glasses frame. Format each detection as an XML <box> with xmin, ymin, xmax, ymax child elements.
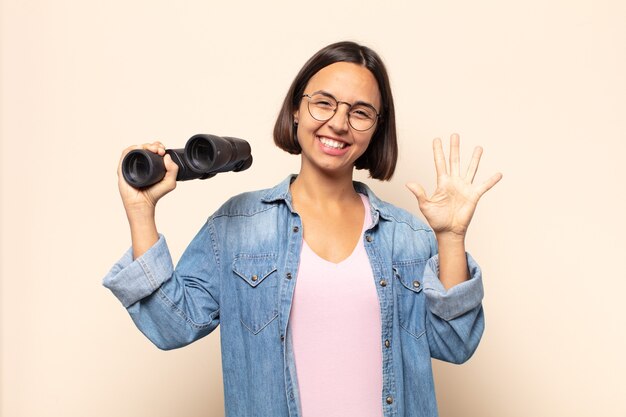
<box><xmin>302</xmin><ymin>92</ymin><xmax>381</xmax><ymax>132</ymax></box>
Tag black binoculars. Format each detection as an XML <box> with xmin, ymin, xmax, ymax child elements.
<box><xmin>122</xmin><ymin>134</ymin><xmax>253</xmax><ymax>189</ymax></box>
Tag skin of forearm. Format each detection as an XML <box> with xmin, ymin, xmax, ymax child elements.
<box><xmin>434</xmin><ymin>232</ymin><xmax>470</xmax><ymax>290</ymax></box>
<box><xmin>126</xmin><ymin>206</ymin><xmax>159</xmax><ymax>260</ymax></box>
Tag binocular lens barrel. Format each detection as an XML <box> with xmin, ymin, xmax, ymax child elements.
<box><xmin>123</xmin><ymin>150</ymin><xmax>167</xmax><ymax>188</ymax></box>
<box><xmin>185</xmin><ymin>134</ymin><xmax>252</xmax><ymax>176</ymax></box>
<box><xmin>186</xmin><ymin>138</ymin><xmax>215</xmax><ymax>173</ymax></box>
<box><xmin>121</xmin><ymin>134</ymin><xmax>252</xmax><ymax>189</ymax></box>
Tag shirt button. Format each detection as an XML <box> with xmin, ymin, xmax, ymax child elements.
<box><xmin>286</xmin><ymin>272</ymin><xmax>292</xmax><ymax>279</ymax></box>
<box><xmin>280</xmin><ymin>334</ymin><xmax>285</xmax><ymax>342</ymax></box>
<box><xmin>379</xmin><ymin>279</ymin><xmax>387</xmax><ymax>287</ymax></box>
<box><xmin>365</xmin><ymin>235</ymin><xmax>373</xmax><ymax>242</ymax></box>
<box><xmin>251</xmin><ymin>274</ymin><xmax>258</xmax><ymax>282</ymax></box>
<box><xmin>385</xmin><ymin>339</ymin><xmax>390</xmax><ymax>348</ymax></box>
<box><xmin>292</xmin><ymin>226</ymin><xmax>299</xmax><ymax>233</ymax></box>
<box><xmin>412</xmin><ymin>280</ymin><xmax>420</xmax><ymax>289</ymax></box>
<box><xmin>386</xmin><ymin>395</ymin><xmax>393</xmax><ymax>404</ymax></box>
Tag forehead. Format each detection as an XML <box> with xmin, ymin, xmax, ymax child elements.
<box><xmin>305</xmin><ymin>62</ymin><xmax>381</xmax><ymax>108</ymax></box>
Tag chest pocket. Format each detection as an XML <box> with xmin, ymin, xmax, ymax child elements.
<box><xmin>232</xmin><ymin>254</ymin><xmax>279</xmax><ymax>335</ymax></box>
<box><xmin>393</xmin><ymin>259</ymin><xmax>427</xmax><ymax>340</ymax></box>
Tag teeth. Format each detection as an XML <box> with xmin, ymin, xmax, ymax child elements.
<box><xmin>319</xmin><ymin>137</ymin><xmax>347</xmax><ymax>149</ymax></box>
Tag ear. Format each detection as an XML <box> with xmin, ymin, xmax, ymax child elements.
<box><xmin>293</xmin><ymin>109</ymin><xmax>299</xmax><ymax>125</ymax></box>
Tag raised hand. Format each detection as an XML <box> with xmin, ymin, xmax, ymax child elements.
<box><xmin>406</xmin><ymin>133</ymin><xmax>502</xmax><ymax>239</ymax></box>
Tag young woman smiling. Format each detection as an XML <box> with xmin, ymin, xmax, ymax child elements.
<box><xmin>104</xmin><ymin>41</ymin><xmax>502</xmax><ymax>417</ymax></box>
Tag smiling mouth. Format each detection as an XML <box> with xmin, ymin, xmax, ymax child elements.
<box><xmin>318</xmin><ymin>136</ymin><xmax>348</xmax><ymax>149</ymax></box>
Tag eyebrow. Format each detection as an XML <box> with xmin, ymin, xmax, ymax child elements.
<box><xmin>311</xmin><ymin>90</ymin><xmax>379</xmax><ymax>113</ymax></box>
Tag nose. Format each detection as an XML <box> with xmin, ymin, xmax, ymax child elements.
<box><xmin>327</xmin><ymin>102</ymin><xmax>350</xmax><ymax>133</ymax></box>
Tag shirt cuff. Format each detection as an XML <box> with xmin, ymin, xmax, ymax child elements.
<box><xmin>423</xmin><ymin>252</ymin><xmax>484</xmax><ymax>321</ymax></box>
<box><xmin>102</xmin><ymin>234</ymin><xmax>174</xmax><ymax>308</ymax></box>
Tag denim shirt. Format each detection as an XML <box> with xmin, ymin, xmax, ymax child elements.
<box><xmin>103</xmin><ymin>175</ymin><xmax>485</xmax><ymax>417</ymax></box>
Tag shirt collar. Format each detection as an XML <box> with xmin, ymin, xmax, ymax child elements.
<box><xmin>261</xmin><ymin>174</ymin><xmax>390</xmax><ymax>225</ymax></box>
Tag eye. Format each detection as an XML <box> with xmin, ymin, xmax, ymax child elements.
<box><xmin>350</xmin><ymin>107</ymin><xmax>375</xmax><ymax>120</ymax></box>
<box><xmin>313</xmin><ymin>99</ymin><xmax>334</xmax><ymax>108</ymax></box>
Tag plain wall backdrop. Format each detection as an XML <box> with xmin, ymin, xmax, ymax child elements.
<box><xmin>2</xmin><ymin>0</ymin><xmax>625</xmax><ymax>416</ymax></box>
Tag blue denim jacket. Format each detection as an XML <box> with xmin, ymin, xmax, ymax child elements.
<box><xmin>103</xmin><ymin>175</ymin><xmax>484</xmax><ymax>417</ymax></box>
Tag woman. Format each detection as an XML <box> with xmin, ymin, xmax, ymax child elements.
<box><xmin>104</xmin><ymin>41</ymin><xmax>502</xmax><ymax>417</ymax></box>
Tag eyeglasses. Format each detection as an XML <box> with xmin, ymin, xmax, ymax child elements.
<box><xmin>302</xmin><ymin>92</ymin><xmax>380</xmax><ymax>131</ymax></box>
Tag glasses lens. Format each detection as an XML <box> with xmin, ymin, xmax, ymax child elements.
<box><xmin>349</xmin><ymin>105</ymin><xmax>377</xmax><ymax>131</ymax></box>
<box><xmin>305</xmin><ymin>93</ymin><xmax>378</xmax><ymax>131</ymax></box>
<box><xmin>307</xmin><ymin>94</ymin><xmax>337</xmax><ymax>121</ymax></box>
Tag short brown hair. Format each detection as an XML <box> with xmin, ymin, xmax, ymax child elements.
<box><xmin>273</xmin><ymin>41</ymin><xmax>397</xmax><ymax>181</ymax></box>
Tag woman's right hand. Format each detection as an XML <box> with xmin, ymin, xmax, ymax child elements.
<box><xmin>117</xmin><ymin>141</ymin><xmax>179</xmax><ymax>216</ymax></box>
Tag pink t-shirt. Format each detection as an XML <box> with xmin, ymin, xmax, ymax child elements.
<box><xmin>289</xmin><ymin>194</ymin><xmax>383</xmax><ymax>417</ymax></box>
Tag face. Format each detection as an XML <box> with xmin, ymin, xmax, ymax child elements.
<box><xmin>294</xmin><ymin>62</ymin><xmax>381</xmax><ymax>178</ymax></box>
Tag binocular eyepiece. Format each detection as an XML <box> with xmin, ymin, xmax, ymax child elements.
<box><xmin>122</xmin><ymin>134</ymin><xmax>253</xmax><ymax>189</ymax></box>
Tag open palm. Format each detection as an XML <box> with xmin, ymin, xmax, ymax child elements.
<box><xmin>406</xmin><ymin>134</ymin><xmax>502</xmax><ymax>237</ymax></box>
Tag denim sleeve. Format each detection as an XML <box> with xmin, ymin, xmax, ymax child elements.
<box><xmin>423</xmin><ymin>251</ymin><xmax>485</xmax><ymax>364</ymax></box>
<box><xmin>102</xmin><ymin>221</ymin><xmax>220</xmax><ymax>350</ymax></box>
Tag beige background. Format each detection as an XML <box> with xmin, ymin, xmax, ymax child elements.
<box><xmin>2</xmin><ymin>0</ymin><xmax>625</xmax><ymax>416</ymax></box>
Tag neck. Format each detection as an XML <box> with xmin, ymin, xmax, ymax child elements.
<box><xmin>290</xmin><ymin>165</ymin><xmax>359</xmax><ymax>205</ymax></box>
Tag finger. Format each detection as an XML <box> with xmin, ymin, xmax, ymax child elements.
<box><xmin>405</xmin><ymin>182</ymin><xmax>428</xmax><ymax>205</ymax></box>
<box><xmin>432</xmin><ymin>137</ymin><xmax>447</xmax><ymax>178</ymax></box>
<box><xmin>146</xmin><ymin>154</ymin><xmax>178</xmax><ymax>201</ymax></box>
<box><xmin>155</xmin><ymin>154</ymin><xmax>178</xmax><ymax>194</ymax></box>
<box><xmin>465</xmin><ymin>146</ymin><xmax>483</xmax><ymax>183</ymax></box>
<box><xmin>152</xmin><ymin>141</ymin><xmax>166</xmax><ymax>156</ymax></box>
<box><xmin>142</xmin><ymin>141</ymin><xmax>166</xmax><ymax>155</ymax></box>
<box><xmin>475</xmin><ymin>172</ymin><xmax>503</xmax><ymax>196</ymax></box>
<box><xmin>449</xmin><ymin>133</ymin><xmax>460</xmax><ymax>176</ymax></box>
<box><xmin>163</xmin><ymin>153</ymin><xmax>179</xmax><ymax>179</ymax></box>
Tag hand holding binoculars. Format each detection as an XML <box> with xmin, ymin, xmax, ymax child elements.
<box><xmin>122</xmin><ymin>134</ymin><xmax>253</xmax><ymax>189</ymax></box>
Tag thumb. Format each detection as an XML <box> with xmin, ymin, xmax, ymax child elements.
<box><xmin>406</xmin><ymin>182</ymin><xmax>427</xmax><ymax>205</ymax></box>
<box><xmin>163</xmin><ymin>153</ymin><xmax>179</xmax><ymax>182</ymax></box>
